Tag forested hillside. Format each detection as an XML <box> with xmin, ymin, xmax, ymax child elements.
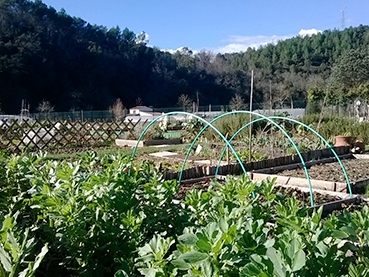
<box><xmin>0</xmin><ymin>0</ymin><xmax>368</xmax><ymax>113</ymax></box>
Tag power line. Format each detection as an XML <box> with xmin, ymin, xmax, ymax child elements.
<box><xmin>340</xmin><ymin>8</ymin><xmax>347</xmax><ymax>30</ymax></box>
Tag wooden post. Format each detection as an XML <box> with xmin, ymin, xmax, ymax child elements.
<box><xmin>249</xmin><ymin>70</ymin><xmax>254</xmax><ymax>163</ymax></box>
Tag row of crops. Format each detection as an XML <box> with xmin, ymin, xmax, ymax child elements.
<box><xmin>0</xmin><ymin>150</ymin><xmax>368</xmax><ymax>276</ymax></box>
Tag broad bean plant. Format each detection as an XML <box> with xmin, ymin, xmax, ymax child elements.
<box><xmin>0</xmin><ymin>150</ymin><xmax>368</xmax><ymax>276</ymax></box>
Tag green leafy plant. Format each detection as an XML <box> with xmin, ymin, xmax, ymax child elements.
<box><xmin>2</xmin><ymin>150</ymin><xmax>369</xmax><ymax>276</ymax></box>
<box><xmin>0</xmin><ymin>215</ymin><xmax>48</xmax><ymax>277</ymax></box>
<box><xmin>236</xmin><ymin>149</ymin><xmax>269</xmax><ymax>162</ymax></box>
<box><xmin>136</xmin><ymin>175</ymin><xmax>369</xmax><ymax>277</ymax></box>
<box><xmin>184</xmin><ymin>119</ymin><xmax>205</xmax><ymax>141</ymax></box>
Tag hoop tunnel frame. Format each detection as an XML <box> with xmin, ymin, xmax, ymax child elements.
<box><xmin>128</xmin><ymin>111</ymin><xmax>352</xmax><ymax>207</ymax></box>
<box><xmin>178</xmin><ymin>111</ymin><xmax>315</xmax><ymax>206</ymax></box>
<box><xmin>214</xmin><ymin>116</ymin><xmax>352</xmax><ymax>200</ymax></box>
<box><xmin>128</xmin><ymin>111</ymin><xmax>253</xmax><ymax>195</ymax></box>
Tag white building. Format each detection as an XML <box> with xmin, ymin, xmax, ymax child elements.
<box><xmin>129</xmin><ymin>106</ymin><xmax>154</xmax><ymax>116</ymax></box>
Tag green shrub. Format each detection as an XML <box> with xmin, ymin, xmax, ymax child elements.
<box><xmin>302</xmin><ymin>114</ymin><xmax>369</xmax><ymax>143</ymax></box>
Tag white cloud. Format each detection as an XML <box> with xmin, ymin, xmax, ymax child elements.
<box><xmin>217</xmin><ymin>34</ymin><xmax>290</xmax><ymax>53</ymax></box>
<box><xmin>162</xmin><ymin>46</ymin><xmax>198</xmax><ymax>55</ymax></box>
<box><xmin>162</xmin><ymin>48</ymin><xmax>178</xmax><ymax>54</ymax></box>
<box><xmin>215</xmin><ymin>28</ymin><xmax>323</xmax><ymax>53</ymax></box>
<box><xmin>298</xmin><ymin>28</ymin><xmax>322</xmax><ymax>36</ymax></box>
<box><xmin>160</xmin><ymin>29</ymin><xmax>323</xmax><ymax>55</ymax></box>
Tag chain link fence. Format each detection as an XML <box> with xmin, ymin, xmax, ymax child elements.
<box><xmin>306</xmin><ymin>100</ymin><xmax>369</xmax><ymax>119</ymax></box>
<box><xmin>31</xmin><ymin>110</ymin><xmax>116</xmax><ymax>121</ymax></box>
<box><xmin>14</xmin><ymin>99</ymin><xmax>369</xmax><ymax>123</ymax></box>
<box><xmin>14</xmin><ymin>100</ymin><xmax>312</xmax><ymax>122</ymax></box>
<box><xmin>27</xmin><ymin>102</ymin><xmax>307</xmax><ymax>122</ymax></box>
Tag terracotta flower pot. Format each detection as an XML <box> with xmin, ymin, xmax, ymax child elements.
<box><xmin>334</xmin><ymin>135</ymin><xmax>355</xmax><ymax>147</ymax></box>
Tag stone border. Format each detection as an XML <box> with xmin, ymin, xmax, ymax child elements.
<box><xmin>249</xmin><ymin>172</ymin><xmax>347</xmax><ymax>193</ymax></box>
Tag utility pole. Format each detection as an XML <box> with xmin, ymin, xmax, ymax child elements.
<box><xmin>20</xmin><ymin>99</ymin><xmax>30</xmax><ymax>123</ymax></box>
<box><xmin>248</xmin><ymin>70</ymin><xmax>254</xmax><ymax>162</ymax></box>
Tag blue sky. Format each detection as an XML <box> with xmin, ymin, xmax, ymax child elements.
<box><xmin>41</xmin><ymin>0</ymin><xmax>369</xmax><ymax>53</ymax></box>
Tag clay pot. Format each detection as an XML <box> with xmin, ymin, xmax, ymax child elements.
<box><xmin>334</xmin><ymin>135</ymin><xmax>355</xmax><ymax>147</ymax></box>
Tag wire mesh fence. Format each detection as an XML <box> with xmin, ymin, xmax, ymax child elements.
<box><xmin>13</xmin><ymin>99</ymin><xmax>369</xmax><ymax>124</ymax></box>
<box><xmin>306</xmin><ymin>100</ymin><xmax>369</xmax><ymax>119</ymax></box>
<box><xmin>31</xmin><ymin>110</ymin><xmax>116</xmax><ymax>121</ymax></box>
<box><xmin>27</xmin><ymin>100</ymin><xmax>308</xmax><ymax>122</ymax></box>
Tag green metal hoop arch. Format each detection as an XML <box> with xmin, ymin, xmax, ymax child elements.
<box><xmin>178</xmin><ymin>111</ymin><xmax>314</xmax><ymax>205</ymax></box>
<box><xmin>128</xmin><ymin>111</ymin><xmax>250</xmax><ymax>186</ymax></box>
<box><xmin>270</xmin><ymin>116</ymin><xmax>352</xmax><ymax>197</ymax></box>
<box><xmin>215</xmin><ymin>117</ymin><xmax>277</xmax><ymax>177</ymax></box>
<box><xmin>214</xmin><ymin>116</ymin><xmax>352</xmax><ymax>203</ymax></box>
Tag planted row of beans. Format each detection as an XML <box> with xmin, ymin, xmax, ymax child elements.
<box><xmin>0</xmin><ymin>150</ymin><xmax>368</xmax><ymax>276</ymax></box>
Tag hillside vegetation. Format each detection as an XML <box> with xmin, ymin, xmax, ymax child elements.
<box><xmin>0</xmin><ymin>0</ymin><xmax>369</xmax><ymax>113</ymax></box>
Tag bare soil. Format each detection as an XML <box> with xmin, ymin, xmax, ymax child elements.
<box><xmin>176</xmin><ymin>179</ymin><xmax>211</xmax><ymax>199</ymax></box>
<box><xmin>276</xmin><ymin>186</ymin><xmax>345</xmax><ymax>206</ymax></box>
<box><xmin>277</xmin><ymin>158</ymin><xmax>369</xmax><ymax>183</ymax></box>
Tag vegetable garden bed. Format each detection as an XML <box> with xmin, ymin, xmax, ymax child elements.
<box><xmin>276</xmin><ymin>157</ymin><xmax>369</xmax><ymax>183</ymax></box>
<box><xmin>2</xmin><ymin>151</ymin><xmax>369</xmax><ymax>276</ymax></box>
<box><xmin>176</xmin><ymin>176</ymin><xmax>361</xmax><ymax>212</ymax></box>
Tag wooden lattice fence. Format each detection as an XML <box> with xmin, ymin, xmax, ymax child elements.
<box><xmin>0</xmin><ymin>118</ymin><xmax>147</xmax><ymax>153</ymax></box>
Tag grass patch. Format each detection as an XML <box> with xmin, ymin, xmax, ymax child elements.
<box><xmin>44</xmin><ymin>144</ymin><xmax>189</xmax><ymax>162</ymax></box>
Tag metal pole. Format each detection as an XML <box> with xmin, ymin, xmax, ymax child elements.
<box><xmin>249</xmin><ymin>70</ymin><xmax>253</xmax><ymax>162</ymax></box>
<box><xmin>270</xmin><ymin>80</ymin><xmax>274</xmax><ymax>158</ymax></box>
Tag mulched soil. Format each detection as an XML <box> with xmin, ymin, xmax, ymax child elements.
<box><xmin>276</xmin><ymin>158</ymin><xmax>369</xmax><ymax>183</ymax></box>
<box><xmin>176</xmin><ymin>179</ymin><xmax>211</xmax><ymax>199</ymax></box>
<box><xmin>276</xmin><ymin>186</ymin><xmax>345</xmax><ymax>206</ymax></box>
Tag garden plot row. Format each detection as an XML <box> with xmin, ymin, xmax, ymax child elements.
<box><xmin>175</xmin><ymin>175</ymin><xmax>362</xmax><ymax>216</ymax></box>
<box><xmin>164</xmin><ymin>146</ymin><xmax>350</xmax><ymax>181</ymax></box>
<box><xmin>164</xmin><ymin>146</ymin><xmax>369</xmax><ymax>196</ymax></box>
<box><xmin>275</xmin><ymin>156</ymin><xmax>369</xmax><ymax>194</ymax></box>
<box><xmin>165</xmin><ymin>145</ymin><xmax>369</xmax><ymax>214</ymax></box>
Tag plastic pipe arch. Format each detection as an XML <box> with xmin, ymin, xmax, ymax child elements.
<box><xmin>129</xmin><ymin>111</ymin><xmax>352</xmax><ymax>207</ymax></box>
<box><xmin>129</xmin><ymin>111</ymin><xmax>254</xmax><ymax>196</ymax></box>
<box><xmin>178</xmin><ymin>110</ymin><xmax>315</xmax><ymax>206</ymax></box>
<box><xmin>214</xmin><ymin>116</ymin><xmax>352</xmax><ymax>198</ymax></box>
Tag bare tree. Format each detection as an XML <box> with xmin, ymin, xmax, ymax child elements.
<box><xmin>109</xmin><ymin>98</ymin><xmax>126</xmax><ymax>120</ymax></box>
<box><xmin>37</xmin><ymin>100</ymin><xmax>54</xmax><ymax>113</ymax></box>
<box><xmin>136</xmin><ymin>97</ymin><xmax>143</xmax><ymax>106</ymax></box>
<box><xmin>177</xmin><ymin>94</ymin><xmax>192</xmax><ymax>111</ymax></box>
<box><xmin>195</xmin><ymin>50</ymin><xmax>215</xmax><ymax>73</ymax></box>
<box><xmin>229</xmin><ymin>93</ymin><xmax>244</xmax><ymax>111</ymax></box>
